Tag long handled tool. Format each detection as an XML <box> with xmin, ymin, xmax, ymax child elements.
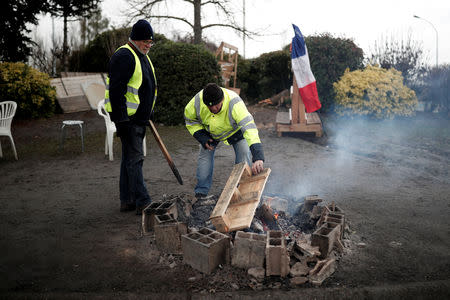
<box><xmin>149</xmin><ymin>120</ymin><xmax>183</xmax><ymax>185</ymax></box>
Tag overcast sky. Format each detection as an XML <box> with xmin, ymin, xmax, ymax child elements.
<box><xmin>38</xmin><ymin>0</ymin><xmax>450</xmax><ymax>65</ymax></box>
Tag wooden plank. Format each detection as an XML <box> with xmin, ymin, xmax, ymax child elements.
<box><xmin>210</xmin><ymin>162</ymin><xmax>251</xmax><ymax>219</ymax></box>
<box><xmin>57</xmin><ymin>95</ymin><xmax>91</xmax><ymax>113</ymax></box>
<box><xmin>50</xmin><ymin>78</ymin><xmax>68</xmax><ymax>97</ymax></box>
<box><xmin>276</xmin><ymin>123</ymin><xmax>323</xmax><ymax>133</ymax></box>
<box><xmin>210</xmin><ymin>215</ymin><xmax>231</xmax><ymax>233</ymax></box>
<box><xmin>228</xmin><ymin>192</ymin><xmax>259</xmax><ymax>207</ymax></box>
<box><xmin>276</xmin><ymin>111</ymin><xmax>290</xmax><ymax>124</ymax></box>
<box><xmin>229</xmin><ymin>191</ymin><xmax>259</xmax><ymax>205</ymax></box>
<box><xmin>230</xmin><ymin>188</ymin><xmax>242</xmax><ymax>204</ymax></box>
<box><xmin>299</xmin><ymin>91</ymin><xmax>306</xmax><ymax>124</ymax></box>
<box><xmin>306</xmin><ymin>112</ymin><xmax>322</xmax><ymax>124</ymax></box>
<box><xmin>239</xmin><ymin>169</ymin><xmax>271</xmax><ymax>184</ymax></box>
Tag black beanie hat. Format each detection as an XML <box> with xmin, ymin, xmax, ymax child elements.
<box><xmin>203</xmin><ymin>83</ymin><xmax>224</xmax><ymax>106</ymax></box>
<box><xmin>130</xmin><ymin>20</ymin><xmax>154</xmax><ymax>40</ymax></box>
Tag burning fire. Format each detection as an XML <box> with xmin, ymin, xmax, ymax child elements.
<box><xmin>274</xmin><ymin>213</ymin><xmax>279</xmax><ymax>220</ymax></box>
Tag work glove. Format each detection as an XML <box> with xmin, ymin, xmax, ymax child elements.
<box><xmin>194</xmin><ymin>129</ymin><xmax>217</xmax><ymax>150</ymax></box>
<box><xmin>116</xmin><ymin>121</ymin><xmax>131</xmax><ymax>138</ymax></box>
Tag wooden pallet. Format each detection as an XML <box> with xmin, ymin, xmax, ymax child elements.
<box><xmin>50</xmin><ymin>74</ymin><xmax>105</xmax><ymax>113</ymax></box>
<box><xmin>210</xmin><ymin>162</ymin><xmax>271</xmax><ymax>232</ymax></box>
<box><xmin>215</xmin><ymin>42</ymin><xmax>240</xmax><ymax>94</ymax></box>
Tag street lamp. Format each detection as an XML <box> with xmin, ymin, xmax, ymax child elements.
<box><xmin>414</xmin><ymin>15</ymin><xmax>438</xmax><ymax>67</ymax></box>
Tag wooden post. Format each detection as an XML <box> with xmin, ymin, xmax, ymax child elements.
<box><xmin>292</xmin><ymin>77</ymin><xmax>299</xmax><ymax>124</ymax></box>
<box><xmin>292</xmin><ymin>76</ymin><xmax>306</xmax><ymax>124</ymax></box>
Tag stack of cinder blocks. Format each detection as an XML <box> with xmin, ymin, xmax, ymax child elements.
<box><xmin>231</xmin><ymin>230</ymin><xmax>292</xmax><ymax>278</ymax></box>
<box><xmin>142</xmin><ymin>199</ymin><xmax>178</xmax><ymax>234</ymax></box>
<box><xmin>142</xmin><ymin>199</ymin><xmax>186</xmax><ymax>254</ymax></box>
<box><xmin>181</xmin><ymin>227</ymin><xmax>230</xmax><ymax>274</ymax></box>
<box><xmin>312</xmin><ymin>203</ymin><xmax>345</xmax><ymax>259</ymax></box>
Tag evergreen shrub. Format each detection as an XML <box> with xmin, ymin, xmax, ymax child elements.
<box><xmin>150</xmin><ymin>41</ymin><xmax>221</xmax><ymax>125</ymax></box>
<box><xmin>333</xmin><ymin>65</ymin><xmax>418</xmax><ymax>119</ymax></box>
<box><xmin>0</xmin><ymin>62</ymin><xmax>56</xmax><ymax>119</ymax></box>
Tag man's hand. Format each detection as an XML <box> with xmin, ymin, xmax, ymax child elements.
<box><xmin>252</xmin><ymin>160</ymin><xmax>264</xmax><ymax>175</ymax></box>
<box><xmin>205</xmin><ymin>139</ymin><xmax>217</xmax><ymax>151</ymax></box>
<box><xmin>116</xmin><ymin>121</ymin><xmax>131</xmax><ymax>138</ymax></box>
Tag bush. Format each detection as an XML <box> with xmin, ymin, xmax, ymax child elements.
<box><xmin>150</xmin><ymin>41</ymin><xmax>221</xmax><ymax>125</ymax></box>
<box><xmin>0</xmin><ymin>62</ymin><xmax>56</xmax><ymax>119</ymax></box>
<box><xmin>69</xmin><ymin>29</ymin><xmax>169</xmax><ymax>72</ymax></box>
<box><xmin>419</xmin><ymin>64</ymin><xmax>450</xmax><ymax>113</ymax></box>
<box><xmin>238</xmin><ymin>50</ymin><xmax>291</xmax><ymax>104</ymax></box>
<box><xmin>333</xmin><ymin>65</ymin><xmax>418</xmax><ymax>119</ymax></box>
<box><xmin>305</xmin><ymin>34</ymin><xmax>364</xmax><ymax>112</ymax></box>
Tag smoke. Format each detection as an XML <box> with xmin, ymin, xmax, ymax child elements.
<box><xmin>264</xmin><ymin>113</ymin><xmax>450</xmax><ymax>209</ymax></box>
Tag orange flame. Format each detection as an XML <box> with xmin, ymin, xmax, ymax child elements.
<box><xmin>274</xmin><ymin>213</ymin><xmax>279</xmax><ymax>220</ymax></box>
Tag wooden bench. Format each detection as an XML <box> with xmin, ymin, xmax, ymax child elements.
<box><xmin>276</xmin><ymin>77</ymin><xmax>323</xmax><ymax>137</ymax></box>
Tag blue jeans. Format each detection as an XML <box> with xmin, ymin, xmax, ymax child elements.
<box><xmin>195</xmin><ymin>138</ymin><xmax>251</xmax><ymax>195</ymax></box>
<box><xmin>119</xmin><ymin>124</ymin><xmax>151</xmax><ymax>207</ymax></box>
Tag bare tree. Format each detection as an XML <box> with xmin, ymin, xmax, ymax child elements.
<box><xmin>30</xmin><ymin>26</ymin><xmax>62</xmax><ymax>76</ymax></box>
<box><xmin>80</xmin><ymin>8</ymin><xmax>110</xmax><ymax>47</ymax></box>
<box><xmin>48</xmin><ymin>0</ymin><xmax>101</xmax><ymax>72</ymax></box>
<box><xmin>369</xmin><ymin>33</ymin><xmax>428</xmax><ymax>86</ymax></box>
<box><xmin>125</xmin><ymin>0</ymin><xmax>252</xmax><ymax>44</ymax></box>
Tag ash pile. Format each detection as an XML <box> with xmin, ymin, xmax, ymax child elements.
<box><xmin>141</xmin><ymin>193</ymin><xmax>350</xmax><ymax>289</ymax></box>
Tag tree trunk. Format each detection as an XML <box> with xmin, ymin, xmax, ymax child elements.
<box><xmin>63</xmin><ymin>14</ymin><xmax>69</xmax><ymax>72</ymax></box>
<box><xmin>193</xmin><ymin>0</ymin><xmax>202</xmax><ymax>44</ymax></box>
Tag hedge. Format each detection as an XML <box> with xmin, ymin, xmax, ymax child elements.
<box><xmin>149</xmin><ymin>41</ymin><xmax>221</xmax><ymax>125</ymax></box>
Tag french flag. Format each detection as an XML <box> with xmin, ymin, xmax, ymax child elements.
<box><xmin>291</xmin><ymin>24</ymin><xmax>321</xmax><ymax>113</ymax></box>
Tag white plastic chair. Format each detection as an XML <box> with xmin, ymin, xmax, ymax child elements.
<box><xmin>0</xmin><ymin>101</ymin><xmax>18</xmax><ymax>160</ymax></box>
<box><xmin>97</xmin><ymin>99</ymin><xmax>146</xmax><ymax>161</ymax></box>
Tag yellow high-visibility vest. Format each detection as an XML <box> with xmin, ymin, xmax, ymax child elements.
<box><xmin>184</xmin><ymin>88</ymin><xmax>260</xmax><ymax>146</ymax></box>
<box><xmin>104</xmin><ymin>44</ymin><xmax>157</xmax><ymax>116</ymax></box>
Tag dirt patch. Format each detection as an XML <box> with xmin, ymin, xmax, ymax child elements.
<box><xmin>0</xmin><ymin>105</ymin><xmax>449</xmax><ymax>297</ymax></box>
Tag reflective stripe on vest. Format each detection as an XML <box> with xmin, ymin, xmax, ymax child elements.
<box><xmin>193</xmin><ymin>88</ymin><xmax>254</xmax><ymax>141</ymax></box>
<box><xmin>104</xmin><ymin>44</ymin><xmax>157</xmax><ymax>116</ymax></box>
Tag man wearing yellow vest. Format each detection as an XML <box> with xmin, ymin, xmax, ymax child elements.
<box><xmin>105</xmin><ymin>20</ymin><xmax>157</xmax><ymax>215</ymax></box>
<box><xmin>184</xmin><ymin>83</ymin><xmax>264</xmax><ymax>199</ymax></box>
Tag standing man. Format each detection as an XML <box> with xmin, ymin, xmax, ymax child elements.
<box><xmin>184</xmin><ymin>83</ymin><xmax>264</xmax><ymax>198</ymax></box>
<box><xmin>104</xmin><ymin>19</ymin><xmax>157</xmax><ymax>215</ymax></box>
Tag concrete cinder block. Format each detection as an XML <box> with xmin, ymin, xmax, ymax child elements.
<box><xmin>141</xmin><ymin>198</ymin><xmax>179</xmax><ymax>234</ymax></box>
<box><xmin>309</xmin><ymin>258</ymin><xmax>336</xmax><ymax>286</ymax></box>
<box><xmin>141</xmin><ymin>201</ymin><xmax>163</xmax><ymax>234</ymax></box>
<box><xmin>324</xmin><ymin>213</ymin><xmax>345</xmax><ymax>239</ymax></box>
<box><xmin>265</xmin><ymin>230</ymin><xmax>290</xmax><ymax>277</ymax></box>
<box><xmin>326</xmin><ymin>203</ymin><xmax>345</xmax><ymax>215</ymax></box>
<box><xmin>154</xmin><ymin>214</ymin><xmax>187</xmax><ymax>254</ymax></box>
<box><xmin>303</xmin><ymin>195</ymin><xmax>322</xmax><ymax>212</ymax></box>
<box><xmin>158</xmin><ymin>200</ymin><xmax>178</xmax><ymax>220</ymax></box>
<box><xmin>181</xmin><ymin>227</ymin><xmax>230</xmax><ymax>274</ymax></box>
<box><xmin>231</xmin><ymin>231</ymin><xmax>266</xmax><ymax>269</ymax></box>
<box><xmin>311</xmin><ymin>223</ymin><xmax>341</xmax><ymax>259</ymax></box>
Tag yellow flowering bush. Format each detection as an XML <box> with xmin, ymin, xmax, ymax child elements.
<box><xmin>0</xmin><ymin>62</ymin><xmax>56</xmax><ymax>119</ymax></box>
<box><xmin>333</xmin><ymin>65</ymin><xmax>418</xmax><ymax>119</ymax></box>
